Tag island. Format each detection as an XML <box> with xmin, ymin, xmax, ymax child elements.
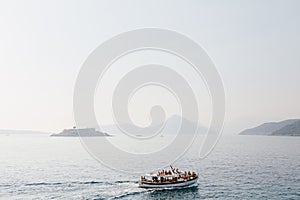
<box><xmin>239</xmin><ymin>119</ymin><xmax>300</xmax><ymax>136</ymax></box>
<box><xmin>51</xmin><ymin>127</ymin><xmax>111</xmax><ymax>137</ymax></box>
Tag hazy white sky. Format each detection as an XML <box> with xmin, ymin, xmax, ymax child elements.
<box><xmin>0</xmin><ymin>0</ymin><xmax>299</xmax><ymax>134</ymax></box>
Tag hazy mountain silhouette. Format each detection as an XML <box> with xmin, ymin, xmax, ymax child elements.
<box><xmin>100</xmin><ymin>115</ymin><xmax>207</xmax><ymax>136</ymax></box>
<box><xmin>271</xmin><ymin>120</ymin><xmax>300</xmax><ymax>136</ymax></box>
<box><xmin>239</xmin><ymin>119</ymin><xmax>299</xmax><ymax>136</ymax></box>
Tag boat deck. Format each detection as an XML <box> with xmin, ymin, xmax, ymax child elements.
<box><xmin>139</xmin><ymin>175</ymin><xmax>198</xmax><ymax>188</ymax></box>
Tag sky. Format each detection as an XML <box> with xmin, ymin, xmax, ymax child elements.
<box><xmin>0</xmin><ymin>0</ymin><xmax>299</xmax><ymax>134</ymax></box>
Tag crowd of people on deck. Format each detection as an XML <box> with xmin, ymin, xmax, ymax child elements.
<box><xmin>140</xmin><ymin>166</ymin><xmax>197</xmax><ymax>184</ymax></box>
<box><xmin>157</xmin><ymin>168</ymin><xmax>179</xmax><ymax>176</ymax></box>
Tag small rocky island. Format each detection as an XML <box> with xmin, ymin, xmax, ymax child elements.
<box><xmin>51</xmin><ymin>127</ymin><xmax>110</xmax><ymax>137</ymax></box>
<box><xmin>239</xmin><ymin>119</ymin><xmax>300</xmax><ymax>136</ymax></box>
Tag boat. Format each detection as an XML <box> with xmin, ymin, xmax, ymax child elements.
<box><xmin>139</xmin><ymin>166</ymin><xmax>198</xmax><ymax>189</ymax></box>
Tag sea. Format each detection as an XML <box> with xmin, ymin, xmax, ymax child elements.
<box><xmin>0</xmin><ymin>134</ymin><xmax>299</xmax><ymax>199</ymax></box>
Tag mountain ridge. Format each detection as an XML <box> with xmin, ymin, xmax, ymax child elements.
<box><xmin>100</xmin><ymin>115</ymin><xmax>207</xmax><ymax>136</ymax></box>
<box><xmin>272</xmin><ymin>120</ymin><xmax>300</xmax><ymax>136</ymax></box>
<box><xmin>239</xmin><ymin>119</ymin><xmax>300</xmax><ymax>136</ymax></box>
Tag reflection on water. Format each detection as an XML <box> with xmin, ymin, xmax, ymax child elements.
<box><xmin>144</xmin><ymin>186</ymin><xmax>199</xmax><ymax>200</ymax></box>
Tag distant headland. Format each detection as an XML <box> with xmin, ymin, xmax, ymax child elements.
<box><xmin>239</xmin><ymin>119</ymin><xmax>300</xmax><ymax>136</ymax></box>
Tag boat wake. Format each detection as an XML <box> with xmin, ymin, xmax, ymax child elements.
<box><xmin>110</xmin><ymin>181</ymin><xmax>198</xmax><ymax>199</ymax></box>
<box><xmin>1</xmin><ymin>180</ymin><xmax>198</xmax><ymax>199</ymax></box>
<box><xmin>1</xmin><ymin>180</ymin><xmax>137</xmax><ymax>188</ymax></box>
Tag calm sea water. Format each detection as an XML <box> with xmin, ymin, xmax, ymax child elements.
<box><xmin>0</xmin><ymin>134</ymin><xmax>299</xmax><ymax>199</ymax></box>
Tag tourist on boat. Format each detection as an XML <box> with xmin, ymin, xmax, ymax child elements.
<box><xmin>169</xmin><ymin>165</ymin><xmax>174</xmax><ymax>173</ymax></box>
<box><xmin>173</xmin><ymin>176</ymin><xmax>178</xmax><ymax>182</ymax></box>
<box><xmin>160</xmin><ymin>177</ymin><xmax>164</xmax><ymax>183</ymax></box>
<box><xmin>192</xmin><ymin>171</ymin><xmax>196</xmax><ymax>177</ymax></box>
<box><xmin>183</xmin><ymin>171</ymin><xmax>187</xmax><ymax>179</ymax></box>
<box><xmin>171</xmin><ymin>167</ymin><xmax>175</xmax><ymax>174</ymax></box>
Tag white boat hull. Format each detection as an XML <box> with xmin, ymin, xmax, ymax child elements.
<box><xmin>139</xmin><ymin>177</ymin><xmax>198</xmax><ymax>189</ymax></box>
